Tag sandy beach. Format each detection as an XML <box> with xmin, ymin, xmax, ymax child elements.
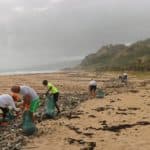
<box><xmin>0</xmin><ymin>71</ymin><xmax>149</xmax><ymax>150</ymax></box>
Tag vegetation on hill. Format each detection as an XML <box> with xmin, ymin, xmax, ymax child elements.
<box><xmin>80</xmin><ymin>39</ymin><xmax>150</xmax><ymax>71</ymax></box>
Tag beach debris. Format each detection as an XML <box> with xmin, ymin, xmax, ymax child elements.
<box><xmin>88</xmin><ymin>115</ymin><xmax>96</xmax><ymax>118</ymax></box>
<box><xmin>66</xmin><ymin>138</ymin><xmax>96</xmax><ymax>150</ymax></box>
<box><xmin>116</xmin><ymin>112</ymin><xmax>127</xmax><ymax>115</ymax></box>
<box><xmin>83</xmin><ymin>132</ymin><xmax>94</xmax><ymax>138</ymax></box>
<box><xmin>99</xmin><ymin>120</ymin><xmax>107</xmax><ymax>126</ymax></box>
<box><xmin>93</xmin><ymin>106</ymin><xmax>114</xmax><ymax>112</ymax></box>
<box><xmin>116</xmin><ymin>107</ymin><xmax>141</xmax><ymax>116</ymax></box>
<box><xmin>60</xmin><ymin>93</ymin><xmax>88</xmax><ymax>111</ymax></box>
<box><xmin>65</xmin><ymin>124</ymin><xmax>82</xmax><ymax>134</ymax></box>
<box><xmin>0</xmin><ymin>92</ymin><xmax>88</xmax><ymax>149</ymax></box>
<box><xmin>127</xmin><ymin>107</ymin><xmax>140</xmax><ymax>111</ymax></box>
<box><xmin>0</xmin><ymin>125</ymin><xmax>26</xmax><ymax>150</ymax></box>
<box><xmin>129</xmin><ymin>89</ymin><xmax>139</xmax><ymax>93</ymax></box>
<box><xmin>101</xmin><ymin>121</ymin><xmax>150</xmax><ymax>132</ymax></box>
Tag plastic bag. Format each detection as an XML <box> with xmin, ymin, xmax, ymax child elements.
<box><xmin>45</xmin><ymin>95</ymin><xmax>56</xmax><ymax>118</ymax></box>
<box><xmin>96</xmin><ymin>88</ymin><xmax>105</xmax><ymax>98</ymax></box>
<box><xmin>22</xmin><ymin>111</ymin><xmax>37</xmax><ymax>136</ymax></box>
<box><xmin>0</xmin><ymin>110</ymin><xmax>15</xmax><ymax>122</ymax></box>
<box><xmin>6</xmin><ymin>111</ymin><xmax>15</xmax><ymax>121</ymax></box>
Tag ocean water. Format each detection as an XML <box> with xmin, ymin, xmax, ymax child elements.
<box><xmin>0</xmin><ymin>70</ymin><xmax>59</xmax><ymax>75</ymax></box>
<box><xmin>0</xmin><ymin>59</ymin><xmax>81</xmax><ymax>75</ymax></box>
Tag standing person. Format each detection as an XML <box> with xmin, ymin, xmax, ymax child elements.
<box><xmin>89</xmin><ymin>79</ymin><xmax>97</xmax><ymax>98</ymax></box>
<box><xmin>42</xmin><ymin>80</ymin><xmax>60</xmax><ymax>114</ymax></box>
<box><xmin>0</xmin><ymin>94</ymin><xmax>20</xmax><ymax>125</ymax></box>
<box><xmin>11</xmin><ymin>85</ymin><xmax>40</xmax><ymax>121</ymax></box>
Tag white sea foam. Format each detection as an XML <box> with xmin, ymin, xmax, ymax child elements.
<box><xmin>0</xmin><ymin>70</ymin><xmax>60</xmax><ymax>76</ymax></box>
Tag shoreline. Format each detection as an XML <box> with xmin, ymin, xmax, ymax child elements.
<box><xmin>0</xmin><ymin>70</ymin><xmax>61</xmax><ymax>76</ymax></box>
<box><xmin>0</xmin><ymin>69</ymin><xmax>149</xmax><ymax>80</ymax></box>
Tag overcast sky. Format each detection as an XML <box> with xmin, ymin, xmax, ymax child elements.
<box><xmin>0</xmin><ymin>0</ymin><xmax>150</xmax><ymax>70</ymax></box>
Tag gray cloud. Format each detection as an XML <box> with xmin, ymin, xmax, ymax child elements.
<box><xmin>0</xmin><ymin>0</ymin><xmax>150</xmax><ymax>70</ymax></box>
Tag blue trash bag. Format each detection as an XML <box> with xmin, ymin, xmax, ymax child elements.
<box><xmin>22</xmin><ymin>111</ymin><xmax>37</xmax><ymax>136</ymax></box>
<box><xmin>45</xmin><ymin>95</ymin><xmax>56</xmax><ymax>118</ymax></box>
<box><xmin>0</xmin><ymin>111</ymin><xmax>15</xmax><ymax>122</ymax></box>
<box><xmin>6</xmin><ymin>111</ymin><xmax>16</xmax><ymax>121</ymax></box>
<box><xmin>96</xmin><ymin>88</ymin><xmax>105</xmax><ymax>98</ymax></box>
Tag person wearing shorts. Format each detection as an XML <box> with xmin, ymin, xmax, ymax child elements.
<box><xmin>42</xmin><ymin>80</ymin><xmax>60</xmax><ymax>114</ymax></box>
<box><xmin>11</xmin><ymin>85</ymin><xmax>40</xmax><ymax>121</ymax></box>
<box><xmin>89</xmin><ymin>79</ymin><xmax>97</xmax><ymax>98</ymax></box>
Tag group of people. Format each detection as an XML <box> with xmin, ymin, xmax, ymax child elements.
<box><xmin>88</xmin><ymin>73</ymin><xmax>128</xmax><ymax>99</ymax></box>
<box><xmin>0</xmin><ymin>80</ymin><xmax>60</xmax><ymax>126</ymax></box>
<box><xmin>0</xmin><ymin>78</ymin><xmax>99</xmax><ymax>126</ymax></box>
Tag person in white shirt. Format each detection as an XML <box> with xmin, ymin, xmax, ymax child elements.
<box><xmin>0</xmin><ymin>94</ymin><xmax>20</xmax><ymax>122</ymax></box>
<box><xmin>123</xmin><ymin>73</ymin><xmax>128</xmax><ymax>79</ymax></box>
<box><xmin>11</xmin><ymin>85</ymin><xmax>40</xmax><ymax>121</ymax></box>
<box><xmin>89</xmin><ymin>79</ymin><xmax>97</xmax><ymax>98</ymax></box>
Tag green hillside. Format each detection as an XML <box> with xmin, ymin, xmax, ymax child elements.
<box><xmin>80</xmin><ymin>39</ymin><xmax>150</xmax><ymax>71</ymax></box>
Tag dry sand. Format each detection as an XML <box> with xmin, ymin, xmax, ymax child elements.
<box><xmin>0</xmin><ymin>71</ymin><xmax>149</xmax><ymax>150</ymax></box>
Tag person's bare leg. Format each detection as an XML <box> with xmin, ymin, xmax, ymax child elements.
<box><xmin>88</xmin><ymin>86</ymin><xmax>92</xmax><ymax>99</ymax></box>
<box><xmin>88</xmin><ymin>91</ymin><xmax>92</xmax><ymax>99</ymax></box>
<box><xmin>91</xmin><ymin>90</ymin><xmax>94</xmax><ymax>98</ymax></box>
<box><xmin>93</xmin><ymin>91</ymin><xmax>96</xmax><ymax>98</ymax></box>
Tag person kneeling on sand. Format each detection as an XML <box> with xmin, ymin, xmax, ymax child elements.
<box><xmin>0</xmin><ymin>94</ymin><xmax>20</xmax><ymax>125</ymax></box>
<box><xmin>42</xmin><ymin>80</ymin><xmax>60</xmax><ymax>114</ymax></box>
<box><xmin>11</xmin><ymin>85</ymin><xmax>40</xmax><ymax>121</ymax></box>
<box><xmin>89</xmin><ymin>79</ymin><xmax>97</xmax><ymax>99</ymax></box>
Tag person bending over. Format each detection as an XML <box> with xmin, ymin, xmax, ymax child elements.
<box><xmin>11</xmin><ymin>85</ymin><xmax>40</xmax><ymax>121</ymax></box>
<box><xmin>89</xmin><ymin>79</ymin><xmax>97</xmax><ymax>98</ymax></box>
<box><xmin>42</xmin><ymin>80</ymin><xmax>60</xmax><ymax>114</ymax></box>
<box><xmin>0</xmin><ymin>94</ymin><xmax>20</xmax><ymax>125</ymax></box>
